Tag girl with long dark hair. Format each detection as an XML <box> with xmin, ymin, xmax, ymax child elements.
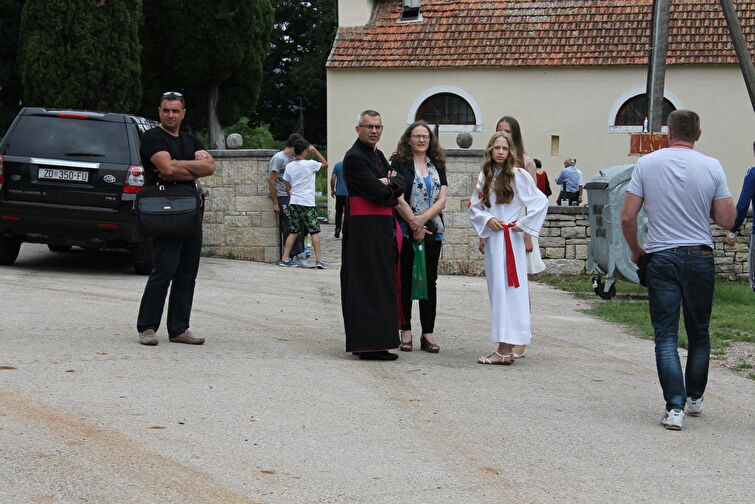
<box><xmin>468</xmin><ymin>132</ymin><xmax>548</xmax><ymax>364</ymax></box>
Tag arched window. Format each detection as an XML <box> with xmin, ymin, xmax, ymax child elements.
<box><xmin>415</xmin><ymin>93</ymin><xmax>476</xmax><ymax>125</ymax></box>
<box><xmin>615</xmin><ymin>94</ymin><xmax>676</xmax><ymax>126</ymax></box>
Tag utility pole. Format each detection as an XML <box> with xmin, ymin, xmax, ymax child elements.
<box><xmin>646</xmin><ymin>0</ymin><xmax>670</xmax><ymax>133</ymax></box>
<box><xmin>633</xmin><ymin>0</ymin><xmax>753</xmax><ymax>155</ymax></box>
<box><xmin>719</xmin><ymin>0</ymin><xmax>755</xmax><ymax>113</ymax></box>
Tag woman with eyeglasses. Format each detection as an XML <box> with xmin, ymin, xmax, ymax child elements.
<box><xmin>391</xmin><ymin>121</ymin><xmax>447</xmax><ymax>353</ymax></box>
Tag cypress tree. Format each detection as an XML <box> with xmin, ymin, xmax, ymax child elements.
<box><xmin>252</xmin><ymin>0</ymin><xmax>337</xmax><ymax>146</ymax></box>
<box><xmin>19</xmin><ymin>0</ymin><xmax>142</xmax><ymax>112</ymax></box>
<box><xmin>141</xmin><ymin>0</ymin><xmax>273</xmax><ymax>149</ymax></box>
<box><xmin>0</xmin><ymin>0</ymin><xmax>24</xmax><ymax>134</ymax></box>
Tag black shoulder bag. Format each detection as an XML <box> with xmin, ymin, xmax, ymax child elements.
<box><xmin>134</xmin><ymin>182</ymin><xmax>202</xmax><ymax>238</ymax></box>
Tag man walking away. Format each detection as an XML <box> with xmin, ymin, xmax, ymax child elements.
<box><xmin>621</xmin><ymin>109</ymin><xmax>735</xmax><ymax>430</ymax></box>
<box><xmin>330</xmin><ymin>160</ymin><xmax>348</xmax><ymax>238</ymax></box>
<box><xmin>137</xmin><ymin>92</ymin><xmax>215</xmax><ymax>346</ymax></box>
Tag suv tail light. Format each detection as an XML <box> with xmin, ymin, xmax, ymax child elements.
<box><xmin>0</xmin><ymin>154</ymin><xmax>4</xmax><ymax>183</ymax></box>
<box><xmin>56</xmin><ymin>113</ymin><xmax>89</xmax><ymax>120</ymax></box>
<box><xmin>123</xmin><ymin>164</ymin><xmax>145</xmax><ymax>193</ymax></box>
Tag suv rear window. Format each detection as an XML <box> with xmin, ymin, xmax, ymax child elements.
<box><xmin>3</xmin><ymin>115</ymin><xmax>131</xmax><ymax>164</ymax></box>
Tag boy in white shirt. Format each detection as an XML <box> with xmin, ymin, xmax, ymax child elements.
<box><xmin>279</xmin><ymin>138</ymin><xmax>328</xmax><ymax>268</ymax></box>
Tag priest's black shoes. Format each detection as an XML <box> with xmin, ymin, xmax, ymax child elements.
<box><xmin>357</xmin><ymin>351</ymin><xmax>399</xmax><ymax>361</ymax></box>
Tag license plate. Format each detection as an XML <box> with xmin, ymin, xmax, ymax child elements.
<box><xmin>38</xmin><ymin>167</ymin><xmax>89</xmax><ymax>183</ymax></box>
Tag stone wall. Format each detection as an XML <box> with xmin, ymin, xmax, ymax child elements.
<box><xmin>203</xmin><ymin>149</ymin><xmax>752</xmax><ymax>280</ymax></box>
<box><xmin>713</xmin><ymin>215</ymin><xmax>753</xmax><ymax>282</ymax></box>
<box><xmin>202</xmin><ymin>149</ymin><xmax>279</xmax><ymax>262</ymax></box>
<box><xmin>537</xmin><ymin>207</ymin><xmax>592</xmax><ymax>275</ymax></box>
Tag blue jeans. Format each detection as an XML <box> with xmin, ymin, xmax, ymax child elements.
<box><xmin>646</xmin><ymin>247</ymin><xmax>714</xmax><ymax>411</ymax></box>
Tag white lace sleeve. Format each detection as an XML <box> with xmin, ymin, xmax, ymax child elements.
<box><xmin>468</xmin><ymin>172</ymin><xmax>493</xmax><ymax>238</ymax></box>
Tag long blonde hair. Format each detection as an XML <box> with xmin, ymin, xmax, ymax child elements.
<box><xmin>481</xmin><ymin>131</ymin><xmax>518</xmax><ymax>207</ymax></box>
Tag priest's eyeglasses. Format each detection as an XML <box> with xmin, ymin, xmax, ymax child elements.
<box><xmin>358</xmin><ymin>124</ymin><xmax>383</xmax><ymax>130</ymax></box>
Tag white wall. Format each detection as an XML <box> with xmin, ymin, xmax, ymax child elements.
<box><xmin>326</xmin><ymin>65</ymin><xmax>754</xmax><ymax>202</ymax></box>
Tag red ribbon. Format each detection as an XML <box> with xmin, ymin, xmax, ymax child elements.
<box><xmin>501</xmin><ymin>222</ymin><xmax>520</xmax><ymax>288</ymax></box>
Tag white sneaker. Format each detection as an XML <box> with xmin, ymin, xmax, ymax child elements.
<box><xmin>295</xmin><ymin>253</ymin><xmax>316</xmax><ymax>268</ymax></box>
<box><xmin>660</xmin><ymin>408</ymin><xmax>684</xmax><ymax>430</ymax></box>
<box><xmin>687</xmin><ymin>397</ymin><xmax>703</xmax><ymax>416</ymax></box>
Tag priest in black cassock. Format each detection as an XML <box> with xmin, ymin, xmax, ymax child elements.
<box><xmin>340</xmin><ymin>110</ymin><xmax>405</xmax><ymax>361</ymax></box>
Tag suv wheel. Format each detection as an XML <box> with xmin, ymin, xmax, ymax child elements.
<box><xmin>48</xmin><ymin>244</ymin><xmax>72</xmax><ymax>253</ymax></box>
<box><xmin>133</xmin><ymin>240</ymin><xmax>153</xmax><ymax>274</ymax></box>
<box><xmin>0</xmin><ymin>236</ymin><xmax>22</xmax><ymax>265</ymax></box>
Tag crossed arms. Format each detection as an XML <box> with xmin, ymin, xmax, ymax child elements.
<box><xmin>150</xmin><ymin>150</ymin><xmax>215</xmax><ymax>182</ymax></box>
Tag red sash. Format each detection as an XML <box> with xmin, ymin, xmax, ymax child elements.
<box><xmin>348</xmin><ymin>196</ymin><xmax>406</xmax><ymax>325</ymax></box>
<box><xmin>349</xmin><ymin>196</ymin><xmax>392</xmax><ymax>216</ymax></box>
<box><xmin>502</xmin><ymin>222</ymin><xmax>520</xmax><ymax>288</ymax></box>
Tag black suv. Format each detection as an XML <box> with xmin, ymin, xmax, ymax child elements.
<box><xmin>0</xmin><ymin>107</ymin><xmax>157</xmax><ymax>273</ymax></box>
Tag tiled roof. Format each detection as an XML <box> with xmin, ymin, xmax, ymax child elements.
<box><xmin>327</xmin><ymin>0</ymin><xmax>755</xmax><ymax>68</ymax></box>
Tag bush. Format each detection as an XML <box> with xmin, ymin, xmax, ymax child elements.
<box><xmin>224</xmin><ymin>117</ymin><xmax>277</xmax><ymax>149</ymax></box>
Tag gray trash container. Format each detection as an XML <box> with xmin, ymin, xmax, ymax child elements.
<box><xmin>585</xmin><ymin>164</ymin><xmax>647</xmax><ymax>299</ymax></box>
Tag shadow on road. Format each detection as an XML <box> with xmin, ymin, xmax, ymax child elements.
<box><xmin>9</xmin><ymin>243</ymin><xmax>137</xmax><ymax>276</ymax></box>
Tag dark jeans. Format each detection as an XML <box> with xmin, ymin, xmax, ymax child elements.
<box><xmin>137</xmin><ymin>230</ymin><xmax>203</xmax><ymax>338</ymax></box>
<box><xmin>557</xmin><ymin>190</ymin><xmax>579</xmax><ymax>205</ymax></box>
<box><xmin>334</xmin><ymin>195</ymin><xmax>347</xmax><ymax>232</ymax></box>
<box><xmin>400</xmin><ymin>237</ymin><xmax>442</xmax><ymax>334</ymax></box>
<box><xmin>646</xmin><ymin>247</ymin><xmax>715</xmax><ymax>411</ymax></box>
<box><xmin>278</xmin><ymin>195</ymin><xmax>304</xmax><ymax>258</ymax></box>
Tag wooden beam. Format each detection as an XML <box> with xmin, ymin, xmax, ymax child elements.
<box><xmin>647</xmin><ymin>0</ymin><xmax>670</xmax><ymax>133</ymax></box>
<box><xmin>719</xmin><ymin>0</ymin><xmax>755</xmax><ymax>113</ymax></box>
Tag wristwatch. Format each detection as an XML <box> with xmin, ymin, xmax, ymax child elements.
<box><xmin>728</xmin><ymin>232</ymin><xmax>737</xmax><ymax>241</ymax></box>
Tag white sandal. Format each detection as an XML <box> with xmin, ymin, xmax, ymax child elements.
<box><xmin>477</xmin><ymin>351</ymin><xmax>515</xmax><ymax>365</ymax></box>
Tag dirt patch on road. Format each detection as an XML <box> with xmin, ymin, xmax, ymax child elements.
<box><xmin>0</xmin><ymin>388</ymin><xmax>263</xmax><ymax>504</ymax></box>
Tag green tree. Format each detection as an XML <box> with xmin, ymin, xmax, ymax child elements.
<box><xmin>225</xmin><ymin>118</ymin><xmax>277</xmax><ymax>149</ymax></box>
<box><xmin>141</xmin><ymin>0</ymin><xmax>273</xmax><ymax>149</ymax></box>
<box><xmin>0</xmin><ymin>0</ymin><xmax>24</xmax><ymax>135</ymax></box>
<box><xmin>252</xmin><ymin>0</ymin><xmax>336</xmax><ymax>146</ymax></box>
<box><xmin>18</xmin><ymin>0</ymin><xmax>142</xmax><ymax>112</ymax></box>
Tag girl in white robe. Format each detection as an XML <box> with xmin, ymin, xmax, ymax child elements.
<box><xmin>468</xmin><ymin>132</ymin><xmax>549</xmax><ymax>365</ymax></box>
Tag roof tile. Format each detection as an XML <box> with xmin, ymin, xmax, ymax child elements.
<box><xmin>328</xmin><ymin>0</ymin><xmax>754</xmax><ymax>68</ymax></box>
